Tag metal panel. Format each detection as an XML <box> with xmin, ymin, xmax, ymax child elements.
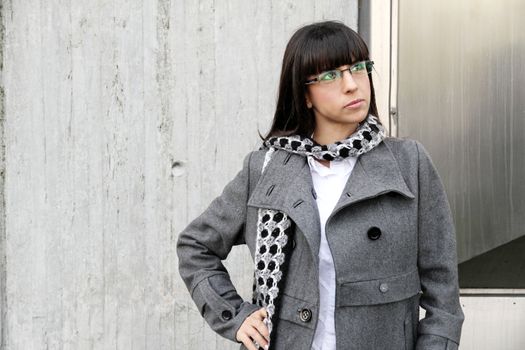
<box><xmin>397</xmin><ymin>0</ymin><xmax>525</xmax><ymax>263</ymax></box>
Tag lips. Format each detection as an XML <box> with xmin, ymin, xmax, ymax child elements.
<box><xmin>344</xmin><ymin>98</ymin><xmax>365</xmax><ymax>108</ymax></box>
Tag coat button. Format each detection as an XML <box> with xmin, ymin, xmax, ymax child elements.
<box><xmin>298</xmin><ymin>308</ymin><xmax>312</xmax><ymax>322</ymax></box>
<box><xmin>367</xmin><ymin>226</ymin><xmax>382</xmax><ymax>240</ymax></box>
<box><xmin>291</xmin><ymin>238</ymin><xmax>296</xmax><ymax>249</ymax></box>
<box><xmin>221</xmin><ymin>310</ymin><xmax>233</xmax><ymax>320</ymax></box>
<box><xmin>379</xmin><ymin>283</ymin><xmax>389</xmax><ymax>293</ymax></box>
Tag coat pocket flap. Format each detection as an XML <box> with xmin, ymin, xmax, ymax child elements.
<box><xmin>276</xmin><ymin>293</ymin><xmax>317</xmax><ymax>330</ymax></box>
<box><xmin>338</xmin><ymin>269</ymin><xmax>421</xmax><ymax>306</ymax></box>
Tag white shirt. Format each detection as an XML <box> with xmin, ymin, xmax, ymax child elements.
<box><xmin>307</xmin><ymin>155</ymin><xmax>357</xmax><ymax>350</ymax></box>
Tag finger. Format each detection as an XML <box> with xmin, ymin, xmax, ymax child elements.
<box><xmin>257</xmin><ymin>307</ymin><xmax>268</xmax><ymax>319</ymax></box>
<box><xmin>248</xmin><ymin>308</ymin><xmax>269</xmax><ymax>341</ymax></box>
<box><xmin>252</xmin><ymin>318</ymin><xmax>270</xmax><ymax>341</ymax></box>
<box><xmin>238</xmin><ymin>333</ymin><xmax>258</xmax><ymax>350</ymax></box>
<box><xmin>246</xmin><ymin>326</ymin><xmax>268</xmax><ymax>349</ymax></box>
<box><xmin>249</xmin><ymin>308</ymin><xmax>266</xmax><ymax>321</ymax></box>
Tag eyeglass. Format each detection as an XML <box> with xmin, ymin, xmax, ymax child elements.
<box><xmin>304</xmin><ymin>60</ymin><xmax>374</xmax><ymax>85</ymax></box>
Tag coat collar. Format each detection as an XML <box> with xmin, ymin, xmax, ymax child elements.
<box><xmin>333</xmin><ymin>140</ymin><xmax>415</xmax><ymax>213</ymax></box>
<box><xmin>247</xmin><ymin>141</ymin><xmax>415</xmax><ymax>261</ymax></box>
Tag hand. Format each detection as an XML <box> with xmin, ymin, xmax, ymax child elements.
<box><xmin>236</xmin><ymin>307</ymin><xmax>270</xmax><ymax>350</ymax></box>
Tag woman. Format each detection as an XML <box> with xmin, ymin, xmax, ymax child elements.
<box><xmin>177</xmin><ymin>20</ymin><xmax>464</xmax><ymax>350</ymax></box>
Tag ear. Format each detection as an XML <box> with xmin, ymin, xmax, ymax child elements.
<box><xmin>305</xmin><ymin>92</ymin><xmax>313</xmax><ymax>109</ymax></box>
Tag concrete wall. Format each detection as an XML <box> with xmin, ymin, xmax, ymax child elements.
<box><xmin>0</xmin><ymin>1</ymin><xmax>358</xmax><ymax>349</ymax></box>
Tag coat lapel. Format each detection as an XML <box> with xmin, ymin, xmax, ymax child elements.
<box><xmin>247</xmin><ymin>141</ymin><xmax>415</xmax><ymax>263</ymax></box>
<box><xmin>331</xmin><ymin>141</ymin><xmax>415</xmax><ymax>217</ymax></box>
<box><xmin>247</xmin><ymin>150</ymin><xmax>321</xmax><ymax>263</ymax></box>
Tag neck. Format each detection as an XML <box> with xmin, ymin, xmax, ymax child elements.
<box><xmin>312</xmin><ymin>122</ymin><xmax>359</xmax><ymax>145</ymax></box>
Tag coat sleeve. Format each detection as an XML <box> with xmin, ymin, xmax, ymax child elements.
<box><xmin>414</xmin><ymin>141</ymin><xmax>464</xmax><ymax>349</ymax></box>
<box><xmin>176</xmin><ymin>152</ymin><xmax>259</xmax><ymax>342</ymax></box>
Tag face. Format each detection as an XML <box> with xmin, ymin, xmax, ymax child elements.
<box><xmin>304</xmin><ymin>63</ymin><xmax>371</xmax><ymax>135</ymax></box>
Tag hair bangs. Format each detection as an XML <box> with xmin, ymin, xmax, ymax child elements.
<box><xmin>297</xmin><ymin>25</ymin><xmax>370</xmax><ymax>82</ymax></box>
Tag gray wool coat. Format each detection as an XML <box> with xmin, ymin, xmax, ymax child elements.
<box><xmin>177</xmin><ymin>137</ymin><xmax>464</xmax><ymax>350</ymax></box>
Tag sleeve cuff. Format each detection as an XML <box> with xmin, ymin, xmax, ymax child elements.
<box><xmin>191</xmin><ymin>275</ymin><xmax>261</xmax><ymax>342</ymax></box>
<box><xmin>416</xmin><ymin>334</ymin><xmax>459</xmax><ymax>350</ymax></box>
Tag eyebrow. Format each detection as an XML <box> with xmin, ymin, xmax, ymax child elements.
<box><xmin>334</xmin><ymin>64</ymin><xmax>352</xmax><ymax>70</ymax></box>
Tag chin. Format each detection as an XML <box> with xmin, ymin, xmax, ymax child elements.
<box><xmin>350</xmin><ymin>110</ymin><xmax>369</xmax><ymax>124</ymax></box>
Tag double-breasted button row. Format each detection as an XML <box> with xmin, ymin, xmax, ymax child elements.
<box><xmin>298</xmin><ymin>308</ymin><xmax>312</xmax><ymax>322</ymax></box>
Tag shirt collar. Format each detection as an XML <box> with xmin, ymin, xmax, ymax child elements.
<box><xmin>306</xmin><ymin>155</ymin><xmax>357</xmax><ymax>177</ymax></box>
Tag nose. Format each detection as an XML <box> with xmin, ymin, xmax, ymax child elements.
<box><xmin>341</xmin><ymin>70</ymin><xmax>358</xmax><ymax>92</ymax></box>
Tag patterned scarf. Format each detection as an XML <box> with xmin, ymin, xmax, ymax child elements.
<box><xmin>251</xmin><ymin>115</ymin><xmax>386</xmax><ymax>349</ymax></box>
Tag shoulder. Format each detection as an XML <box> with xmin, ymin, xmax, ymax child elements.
<box><xmin>244</xmin><ymin>146</ymin><xmax>295</xmax><ymax>171</ymax></box>
<box><xmin>238</xmin><ymin>148</ymin><xmax>270</xmax><ymax>193</ymax></box>
<box><xmin>381</xmin><ymin>136</ymin><xmax>418</xmax><ymax>168</ymax></box>
<box><xmin>380</xmin><ymin>136</ymin><xmax>438</xmax><ymax>182</ymax></box>
<box><xmin>242</xmin><ymin>148</ymin><xmax>267</xmax><ymax>173</ymax></box>
<box><xmin>382</xmin><ymin>137</ymin><xmax>442</xmax><ymax>187</ymax></box>
<box><xmin>382</xmin><ymin>136</ymin><xmax>432</xmax><ymax>164</ymax></box>
<box><xmin>382</xmin><ymin>136</ymin><xmax>418</xmax><ymax>153</ymax></box>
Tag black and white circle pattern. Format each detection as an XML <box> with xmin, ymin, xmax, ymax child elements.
<box><xmin>252</xmin><ymin>209</ymin><xmax>292</xmax><ymax>324</ymax></box>
<box><xmin>263</xmin><ymin>115</ymin><xmax>385</xmax><ymax>161</ymax></box>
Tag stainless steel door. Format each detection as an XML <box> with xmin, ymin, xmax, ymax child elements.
<box><xmin>396</xmin><ymin>0</ymin><xmax>525</xmax><ymax>264</ymax></box>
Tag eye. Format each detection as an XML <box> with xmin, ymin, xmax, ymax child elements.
<box><xmin>319</xmin><ymin>70</ymin><xmax>338</xmax><ymax>81</ymax></box>
<box><xmin>351</xmin><ymin>62</ymin><xmax>367</xmax><ymax>73</ymax></box>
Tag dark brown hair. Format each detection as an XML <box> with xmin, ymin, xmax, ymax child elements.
<box><xmin>262</xmin><ymin>20</ymin><xmax>380</xmax><ymax>140</ymax></box>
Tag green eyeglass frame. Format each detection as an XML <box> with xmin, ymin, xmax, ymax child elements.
<box><xmin>304</xmin><ymin>60</ymin><xmax>374</xmax><ymax>85</ymax></box>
